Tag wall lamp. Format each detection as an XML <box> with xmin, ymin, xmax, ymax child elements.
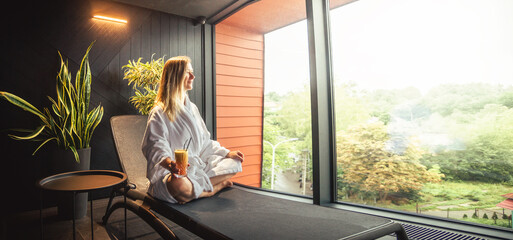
<box><xmin>93</xmin><ymin>15</ymin><xmax>127</xmax><ymax>24</ymax></box>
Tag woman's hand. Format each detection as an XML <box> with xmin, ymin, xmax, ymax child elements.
<box><xmin>226</xmin><ymin>150</ymin><xmax>244</xmax><ymax>162</ymax></box>
<box><xmin>160</xmin><ymin>157</ymin><xmax>180</xmax><ymax>174</ymax></box>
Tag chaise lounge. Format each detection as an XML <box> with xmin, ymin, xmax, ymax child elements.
<box><xmin>102</xmin><ymin>115</ymin><xmax>408</xmax><ymax>239</ymax></box>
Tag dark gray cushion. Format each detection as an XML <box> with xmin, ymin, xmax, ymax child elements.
<box><xmin>171</xmin><ymin>186</ymin><xmax>400</xmax><ymax>240</ymax></box>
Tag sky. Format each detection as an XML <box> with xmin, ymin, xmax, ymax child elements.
<box><xmin>264</xmin><ymin>0</ymin><xmax>513</xmax><ymax>95</ymax></box>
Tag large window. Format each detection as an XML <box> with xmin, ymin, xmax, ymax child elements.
<box><xmin>216</xmin><ymin>0</ymin><xmax>513</xmax><ymax>235</ymax></box>
<box><xmin>263</xmin><ymin>21</ymin><xmax>312</xmax><ymax>196</ymax></box>
<box><xmin>331</xmin><ymin>0</ymin><xmax>513</xmax><ymax>229</ymax></box>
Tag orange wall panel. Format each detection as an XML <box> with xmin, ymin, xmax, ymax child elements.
<box><xmin>216</xmin><ymin>86</ymin><xmax>263</xmax><ymax>97</ymax></box>
<box><xmin>216</xmin><ymin>24</ymin><xmax>263</xmax><ymax>41</ymax></box>
<box><xmin>217</xmin><ymin>96</ymin><xmax>262</xmax><ymax>107</ymax></box>
<box><xmin>216</xmin><ymin>43</ymin><xmax>263</xmax><ymax>59</ymax></box>
<box><xmin>217</xmin><ymin>126</ymin><xmax>262</xmax><ymax>138</ymax></box>
<box><xmin>235</xmin><ymin>145</ymin><xmax>262</xmax><ymax>156</ymax></box>
<box><xmin>216</xmin><ymin>33</ymin><xmax>263</xmax><ymax>50</ymax></box>
<box><xmin>219</xmin><ymin>155</ymin><xmax>262</xmax><ymax>167</ymax></box>
<box><xmin>216</xmin><ymin>22</ymin><xmax>264</xmax><ymax>187</ymax></box>
<box><xmin>216</xmin><ymin>64</ymin><xmax>263</xmax><ymax>78</ymax></box>
<box><xmin>217</xmin><ymin>75</ymin><xmax>263</xmax><ymax>88</ymax></box>
<box><xmin>217</xmin><ymin>136</ymin><xmax>261</xmax><ymax>148</ymax></box>
<box><xmin>216</xmin><ymin>107</ymin><xmax>262</xmax><ymax>117</ymax></box>
<box><xmin>240</xmin><ymin>164</ymin><xmax>262</xmax><ymax>173</ymax></box>
<box><xmin>232</xmin><ymin>173</ymin><xmax>261</xmax><ymax>186</ymax></box>
<box><xmin>217</xmin><ymin>116</ymin><xmax>261</xmax><ymax>127</ymax></box>
<box><xmin>217</xmin><ymin>54</ymin><xmax>263</xmax><ymax>69</ymax></box>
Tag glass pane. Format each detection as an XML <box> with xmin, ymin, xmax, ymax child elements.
<box><xmin>263</xmin><ymin>20</ymin><xmax>312</xmax><ymax>196</ymax></box>
<box><xmin>331</xmin><ymin>0</ymin><xmax>513</xmax><ymax>229</ymax></box>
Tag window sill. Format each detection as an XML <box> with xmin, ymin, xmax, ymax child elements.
<box><xmin>330</xmin><ymin>201</ymin><xmax>513</xmax><ymax>240</ymax></box>
<box><xmin>234</xmin><ymin>183</ymin><xmax>513</xmax><ymax>239</ymax></box>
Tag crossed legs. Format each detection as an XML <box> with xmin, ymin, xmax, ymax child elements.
<box><xmin>165</xmin><ymin>173</ymin><xmax>235</xmax><ymax>204</ymax></box>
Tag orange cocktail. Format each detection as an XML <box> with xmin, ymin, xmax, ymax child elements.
<box><xmin>174</xmin><ymin>149</ymin><xmax>188</xmax><ymax>178</ymax></box>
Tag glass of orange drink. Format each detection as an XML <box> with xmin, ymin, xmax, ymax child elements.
<box><xmin>174</xmin><ymin>149</ymin><xmax>188</xmax><ymax>178</ymax></box>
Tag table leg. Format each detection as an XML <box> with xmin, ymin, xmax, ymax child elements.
<box><xmin>124</xmin><ymin>193</ymin><xmax>127</xmax><ymax>240</ymax></box>
<box><xmin>72</xmin><ymin>192</ymin><xmax>76</xmax><ymax>240</ymax></box>
<box><xmin>40</xmin><ymin>189</ymin><xmax>43</xmax><ymax>240</ymax></box>
<box><xmin>90</xmin><ymin>198</ymin><xmax>94</xmax><ymax>240</ymax></box>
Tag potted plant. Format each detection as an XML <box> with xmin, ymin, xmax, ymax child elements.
<box><xmin>0</xmin><ymin>42</ymin><xmax>103</xmax><ymax>219</ymax></box>
<box><xmin>122</xmin><ymin>54</ymin><xmax>163</xmax><ymax>114</ymax></box>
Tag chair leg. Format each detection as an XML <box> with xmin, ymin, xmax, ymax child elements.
<box><xmin>102</xmin><ymin>188</ymin><xmax>117</xmax><ymax>224</ymax></box>
<box><xmin>102</xmin><ymin>200</ymin><xmax>179</xmax><ymax>240</ymax></box>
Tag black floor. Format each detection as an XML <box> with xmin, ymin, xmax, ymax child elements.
<box><xmin>3</xmin><ymin>196</ymin><xmax>201</xmax><ymax>240</ymax></box>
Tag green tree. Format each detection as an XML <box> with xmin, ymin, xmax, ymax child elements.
<box><xmin>498</xmin><ymin>90</ymin><xmax>513</xmax><ymax>108</ymax></box>
<box><xmin>262</xmin><ymin>108</ymin><xmax>297</xmax><ymax>188</ymax></box>
<box><xmin>492</xmin><ymin>212</ymin><xmax>498</xmax><ymax>224</ymax></box>
<box><xmin>262</xmin><ymin>91</ymin><xmax>305</xmax><ymax>189</ymax></box>
<box><xmin>275</xmin><ymin>88</ymin><xmax>311</xmax><ymax>145</ymax></box>
<box><xmin>422</xmin><ymin>104</ymin><xmax>513</xmax><ymax>184</ymax></box>
<box><xmin>366</xmin><ymin>87</ymin><xmax>423</xmax><ymax>124</ymax></box>
<box><xmin>422</xmin><ymin>83</ymin><xmax>501</xmax><ymax>116</ymax></box>
<box><xmin>337</xmin><ymin>121</ymin><xmax>443</xmax><ymax>201</ymax></box>
<box><xmin>334</xmin><ymin>83</ymin><xmax>371</xmax><ymax>130</ymax></box>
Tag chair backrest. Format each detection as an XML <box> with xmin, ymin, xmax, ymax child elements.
<box><xmin>110</xmin><ymin>115</ymin><xmax>149</xmax><ymax>191</ymax></box>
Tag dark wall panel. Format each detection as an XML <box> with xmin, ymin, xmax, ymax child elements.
<box><xmin>0</xmin><ymin>0</ymin><xmax>205</xmax><ymax>214</ymax></box>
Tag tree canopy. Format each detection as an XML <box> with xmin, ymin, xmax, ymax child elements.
<box><xmin>263</xmin><ymin>82</ymin><xmax>513</xmax><ymax>201</ymax></box>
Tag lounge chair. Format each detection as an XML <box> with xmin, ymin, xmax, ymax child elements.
<box><xmin>103</xmin><ymin>115</ymin><xmax>409</xmax><ymax>239</ymax></box>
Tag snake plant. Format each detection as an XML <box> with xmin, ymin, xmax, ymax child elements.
<box><xmin>0</xmin><ymin>42</ymin><xmax>103</xmax><ymax>162</ymax></box>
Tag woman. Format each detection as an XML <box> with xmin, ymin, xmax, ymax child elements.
<box><xmin>142</xmin><ymin>56</ymin><xmax>243</xmax><ymax>204</ymax></box>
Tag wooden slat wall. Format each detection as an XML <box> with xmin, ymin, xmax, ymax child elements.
<box><xmin>215</xmin><ymin>23</ymin><xmax>264</xmax><ymax>187</ymax></box>
<box><xmin>95</xmin><ymin>11</ymin><xmax>204</xmax><ymax>172</ymax></box>
<box><xmin>0</xmin><ymin>0</ymin><xmax>206</xmax><ymax>213</ymax></box>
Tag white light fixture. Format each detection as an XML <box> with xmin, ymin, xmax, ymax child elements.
<box><xmin>93</xmin><ymin>15</ymin><xmax>127</xmax><ymax>24</ymax></box>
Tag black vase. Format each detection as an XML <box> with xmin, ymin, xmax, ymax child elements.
<box><xmin>48</xmin><ymin>147</ymin><xmax>91</xmax><ymax>220</ymax></box>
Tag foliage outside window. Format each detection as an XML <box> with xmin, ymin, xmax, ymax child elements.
<box><xmin>262</xmin><ymin>20</ymin><xmax>313</xmax><ymax>196</ymax></box>
<box><xmin>331</xmin><ymin>0</ymin><xmax>513</xmax><ymax>229</ymax></box>
<box><xmin>261</xmin><ymin>0</ymin><xmax>513</xmax><ymax>231</ymax></box>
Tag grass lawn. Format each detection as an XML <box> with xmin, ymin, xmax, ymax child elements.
<box><xmin>372</xmin><ymin>181</ymin><xmax>513</xmax><ymax>212</ymax></box>
<box><xmin>339</xmin><ymin>180</ymin><xmax>513</xmax><ymax>228</ymax></box>
<box><xmin>461</xmin><ymin>218</ymin><xmax>512</xmax><ymax>228</ymax></box>
<box><xmin>420</xmin><ymin>181</ymin><xmax>513</xmax><ymax>210</ymax></box>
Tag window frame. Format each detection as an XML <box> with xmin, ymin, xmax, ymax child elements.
<box><xmin>316</xmin><ymin>0</ymin><xmax>513</xmax><ymax>238</ymax></box>
<box><xmin>306</xmin><ymin>0</ymin><xmax>337</xmax><ymax>205</ymax></box>
<box><xmin>208</xmin><ymin>0</ymin><xmax>513</xmax><ymax>238</ymax></box>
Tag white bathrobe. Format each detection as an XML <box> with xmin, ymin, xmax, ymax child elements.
<box><xmin>141</xmin><ymin>96</ymin><xmax>242</xmax><ymax>203</ymax></box>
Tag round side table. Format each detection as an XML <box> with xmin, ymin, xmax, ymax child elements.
<box><xmin>38</xmin><ymin>170</ymin><xmax>127</xmax><ymax>240</ymax></box>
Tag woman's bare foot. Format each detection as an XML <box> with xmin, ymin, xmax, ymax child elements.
<box><xmin>223</xmin><ymin>180</ymin><xmax>233</xmax><ymax>188</ymax></box>
<box><xmin>198</xmin><ymin>180</ymin><xmax>233</xmax><ymax>199</ymax></box>
<box><xmin>172</xmin><ymin>175</ymin><xmax>235</xmax><ymax>203</ymax></box>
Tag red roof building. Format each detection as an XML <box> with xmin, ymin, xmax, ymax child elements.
<box><xmin>497</xmin><ymin>199</ymin><xmax>513</xmax><ymax>211</ymax></box>
<box><xmin>497</xmin><ymin>193</ymin><xmax>513</xmax><ymax>210</ymax></box>
<box><xmin>496</xmin><ymin>193</ymin><xmax>513</xmax><ymax>229</ymax></box>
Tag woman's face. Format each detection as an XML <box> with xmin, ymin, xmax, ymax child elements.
<box><xmin>184</xmin><ymin>62</ymin><xmax>195</xmax><ymax>91</ymax></box>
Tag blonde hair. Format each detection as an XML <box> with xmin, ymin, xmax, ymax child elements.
<box><xmin>155</xmin><ymin>56</ymin><xmax>191</xmax><ymax>121</ymax></box>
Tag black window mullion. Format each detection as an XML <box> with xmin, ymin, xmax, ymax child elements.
<box><xmin>306</xmin><ymin>0</ymin><xmax>337</xmax><ymax>206</ymax></box>
<box><xmin>204</xmin><ymin>24</ymin><xmax>216</xmax><ymax>138</ymax></box>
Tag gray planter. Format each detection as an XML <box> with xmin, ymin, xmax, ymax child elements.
<box><xmin>49</xmin><ymin>147</ymin><xmax>91</xmax><ymax>220</ymax></box>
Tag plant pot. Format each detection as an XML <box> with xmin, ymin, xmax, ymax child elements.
<box><xmin>48</xmin><ymin>147</ymin><xmax>91</xmax><ymax>220</ymax></box>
